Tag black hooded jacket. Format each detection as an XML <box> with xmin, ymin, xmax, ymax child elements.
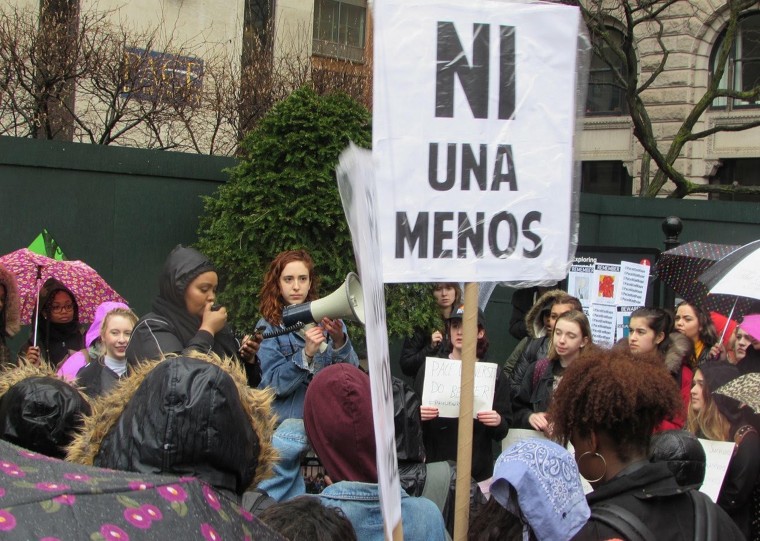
<box><xmin>67</xmin><ymin>355</ymin><xmax>277</xmax><ymax>500</ymax></box>
<box><xmin>126</xmin><ymin>246</ymin><xmax>260</xmax><ymax>387</ymax></box>
<box><xmin>22</xmin><ymin>279</ymin><xmax>84</xmax><ymax>367</ymax></box>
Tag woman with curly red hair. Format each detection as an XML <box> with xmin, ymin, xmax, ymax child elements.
<box><xmin>549</xmin><ymin>348</ymin><xmax>742</xmax><ymax>540</ymax></box>
<box><xmin>256</xmin><ymin>249</ymin><xmax>359</xmax><ymax>423</ymax></box>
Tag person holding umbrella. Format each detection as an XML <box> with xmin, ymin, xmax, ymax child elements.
<box><xmin>687</xmin><ymin>361</ymin><xmax>760</xmax><ymax>538</ymax></box>
<box><xmin>19</xmin><ymin>278</ymin><xmax>84</xmax><ymax>368</ymax></box>
<box><xmin>0</xmin><ymin>264</ymin><xmax>21</xmax><ymax>366</ymax></box>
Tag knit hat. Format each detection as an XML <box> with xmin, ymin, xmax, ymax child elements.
<box><xmin>303</xmin><ymin>364</ymin><xmax>377</xmax><ymax>483</ymax></box>
<box><xmin>490</xmin><ymin>439</ymin><xmax>590</xmax><ymax>541</ymax></box>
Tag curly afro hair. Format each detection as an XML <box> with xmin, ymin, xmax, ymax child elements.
<box><xmin>548</xmin><ymin>347</ymin><xmax>682</xmax><ymax>461</ymax></box>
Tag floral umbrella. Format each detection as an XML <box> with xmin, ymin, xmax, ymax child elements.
<box><xmin>0</xmin><ymin>248</ymin><xmax>126</xmax><ymax>325</ymax></box>
<box><xmin>0</xmin><ymin>439</ymin><xmax>283</xmax><ymax>540</ymax></box>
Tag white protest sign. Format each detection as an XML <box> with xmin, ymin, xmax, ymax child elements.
<box><xmin>698</xmin><ymin>438</ymin><xmax>736</xmax><ymax>503</ymax></box>
<box><xmin>616</xmin><ymin>261</ymin><xmax>650</xmax><ymax>306</ymax></box>
<box><xmin>337</xmin><ymin>146</ymin><xmax>402</xmax><ymax>537</ymax></box>
<box><xmin>422</xmin><ymin>357</ymin><xmax>498</xmax><ymax>418</ymax></box>
<box><xmin>567</xmin><ymin>264</ymin><xmax>594</xmax><ymax>308</ymax></box>
<box><xmin>374</xmin><ymin>0</ymin><xmax>582</xmax><ymax>283</ymax></box>
<box><xmin>592</xmin><ymin>263</ymin><xmax>620</xmax><ymax>306</ymax></box>
<box><xmin>590</xmin><ymin>303</ymin><xmax>616</xmax><ymax>347</ymax></box>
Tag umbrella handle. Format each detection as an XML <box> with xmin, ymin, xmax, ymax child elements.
<box><xmin>719</xmin><ymin>298</ymin><xmax>739</xmax><ymax>344</ymax></box>
<box><xmin>32</xmin><ymin>265</ymin><xmax>42</xmax><ymax>348</ymax></box>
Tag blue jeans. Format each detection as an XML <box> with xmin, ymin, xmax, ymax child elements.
<box><xmin>256</xmin><ymin>419</ymin><xmax>309</xmax><ymax>502</ymax></box>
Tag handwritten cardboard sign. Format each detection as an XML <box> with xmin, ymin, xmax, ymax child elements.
<box><xmin>421</xmin><ymin>357</ymin><xmax>497</xmax><ymax>418</ymax></box>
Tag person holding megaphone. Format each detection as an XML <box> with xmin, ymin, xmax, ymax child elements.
<box><xmin>256</xmin><ymin>249</ymin><xmax>360</xmax><ymax>424</ymax></box>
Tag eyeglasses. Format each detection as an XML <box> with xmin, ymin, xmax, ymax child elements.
<box><xmin>50</xmin><ymin>304</ymin><xmax>74</xmax><ymax>313</ymax></box>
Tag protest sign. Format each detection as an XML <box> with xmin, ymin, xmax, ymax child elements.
<box><xmin>590</xmin><ymin>303</ymin><xmax>617</xmax><ymax>346</ymax></box>
<box><xmin>337</xmin><ymin>147</ymin><xmax>402</xmax><ymax>538</ymax></box>
<box><xmin>567</xmin><ymin>263</ymin><xmax>594</xmax><ymax>308</ymax></box>
<box><xmin>698</xmin><ymin>438</ymin><xmax>736</xmax><ymax>503</ymax></box>
<box><xmin>616</xmin><ymin>305</ymin><xmax>641</xmax><ymax>342</ymax></box>
<box><xmin>616</xmin><ymin>261</ymin><xmax>650</xmax><ymax>306</ymax></box>
<box><xmin>592</xmin><ymin>263</ymin><xmax>620</xmax><ymax>306</ymax></box>
<box><xmin>374</xmin><ymin>0</ymin><xmax>582</xmax><ymax>283</ymax></box>
<box><xmin>421</xmin><ymin>358</ymin><xmax>498</xmax><ymax>418</ymax></box>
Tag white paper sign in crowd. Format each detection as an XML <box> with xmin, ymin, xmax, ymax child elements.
<box><xmin>421</xmin><ymin>358</ymin><xmax>498</xmax><ymax>418</ymax></box>
<box><xmin>373</xmin><ymin>0</ymin><xmax>582</xmax><ymax>283</ymax></box>
<box><xmin>699</xmin><ymin>438</ymin><xmax>736</xmax><ymax>503</ymax></box>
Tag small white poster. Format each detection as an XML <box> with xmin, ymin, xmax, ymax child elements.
<box><xmin>616</xmin><ymin>261</ymin><xmax>650</xmax><ymax>305</ymax></box>
<box><xmin>421</xmin><ymin>357</ymin><xmax>498</xmax><ymax>418</ymax></box>
<box><xmin>589</xmin><ymin>303</ymin><xmax>617</xmax><ymax>347</ymax></box>
<box><xmin>698</xmin><ymin>438</ymin><xmax>736</xmax><ymax>503</ymax></box>
<box><xmin>592</xmin><ymin>263</ymin><xmax>620</xmax><ymax>306</ymax></box>
<box><xmin>567</xmin><ymin>264</ymin><xmax>594</xmax><ymax>307</ymax></box>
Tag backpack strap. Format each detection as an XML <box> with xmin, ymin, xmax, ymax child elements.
<box><xmin>532</xmin><ymin>358</ymin><xmax>551</xmax><ymax>389</ymax></box>
<box><xmin>590</xmin><ymin>502</ymin><xmax>656</xmax><ymax>541</ymax></box>
<box><xmin>689</xmin><ymin>489</ymin><xmax>717</xmax><ymax>541</ymax></box>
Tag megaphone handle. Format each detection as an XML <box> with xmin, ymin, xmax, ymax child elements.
<box><xmin>262</xmin><ymin>321</ymin><xmax>305</xmax><ymax>339</ymax></box>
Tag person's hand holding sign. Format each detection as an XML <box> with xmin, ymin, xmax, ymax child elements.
<box><xmin>420</xmin><ymin>405</ymin><xmax>439</xmax><ymax>421</ymax></box>
<box><xmin>476</xmin><ymin>410</ymin><xmax>501</xmax><ymax>427</ymax></box>
<box><xmin>529</xmin><ymin>411</ymin><xmax>550</xmax><ymax>433</ymax></box>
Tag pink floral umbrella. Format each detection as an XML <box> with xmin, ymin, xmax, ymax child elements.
<box><xmin>0</xmin><ymin>248</ymin><xmax>126</xmax><ymax>325</ymax></box>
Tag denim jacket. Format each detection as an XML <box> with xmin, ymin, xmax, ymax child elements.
<box><xmin>256</xmin><ymin>318</ymin><xmax>359</xmax><ymax>422</ymax></box>
<box><xmin>318</xmin><ymin>481</ymin><xmax>447</xmax><ymax>541</ymax></box>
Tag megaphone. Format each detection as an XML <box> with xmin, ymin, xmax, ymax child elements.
<box><xmin>282</xmin><ymin>272</ymin><xmax>365</xmax><ymax>327</ymax></box>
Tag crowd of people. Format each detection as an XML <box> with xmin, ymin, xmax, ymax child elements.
<box><xmin>0</xmin><ymin>246</ymin><xmax>759</xmax><ymax>540</ymax></box>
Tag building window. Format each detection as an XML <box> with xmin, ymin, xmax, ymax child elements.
<box><xmin>312</xmin><ymin>0</ymin><xmax>366</xmax><ymax>63</ymax></box>
<box><xmin>581</xmin><ymin>161</ymin><xmax>632</xmax><ymax>196</ymax></box>
<box><xmin>711</xmin><ymin>13</ymin><xmax>760</xmax><ymax>110</ymax></box>
<box><xmin>586</xmin><ymin>29</ymin><xmax>629</xmax><ymax>116</ymax></box>
<box><xmin>709</xmin><ymin>158</ymin><xmax>760</xmax><ymax>202</ymax></box>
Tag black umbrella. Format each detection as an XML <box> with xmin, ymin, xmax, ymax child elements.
<box><xmin>697</xmin><ymin>239</ymin><xmax>760</xmax><ymax>339</ymax></box>
<box><xmin>0</xmin><ymin>439</ymin><xmax>283</xmax><ymax>540</ymax></box>
<box><xmin>653</xmin><ymin>241</ymin><xmax>752</xmax><ymax>315</ymax></box>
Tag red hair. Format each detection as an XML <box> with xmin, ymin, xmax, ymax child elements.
<box><xmin>258</xmin><ymin>250</ymin><xmax>320</xmax><ymax>325</ymax></box>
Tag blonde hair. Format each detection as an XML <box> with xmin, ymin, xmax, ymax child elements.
<box><xmin>686</xmin><ymin>369</ymin><xmax>731</xmax><ymax>441</ymax></box>
<box><xmin>98</xmin><ymin>308</ymin><xmax>138</xmax><ymax>355</ymax></box>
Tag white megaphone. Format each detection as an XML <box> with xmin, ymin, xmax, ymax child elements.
<box><xmin>282</xmin><ymin>272</ymin><xmax>365</xmax><ymax>327</ymax></box>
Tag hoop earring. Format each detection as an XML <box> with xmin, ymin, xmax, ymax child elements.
<box><xmin>577</xmin><ymin>451</ymin><xmax>607</xmax><ymax>483</ymax></box>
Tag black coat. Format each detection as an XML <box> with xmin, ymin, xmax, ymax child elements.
<box><xmin>93</xmin><ymin>356</ymin><xmax>265</xmax><ymax>498</ymax></box>
<box><xmin>573</xmin><ymin>461</ymin><xmax>744</xmax><ymax>540</ymax></box>
<box><xmin>399</xmin><ymin>326</ymin><xmax>450</xmax><ymax>378</ymax></box>
<box><xmin>413</xmin><ymin>358</ymin><xmax>512</xmax><ymax>482</ymax></box>
<box><xmin>508</xmin><ymin>335</ymin><xmax>549</xmax><ymax>400</ymax></box>
<box><xmin>512</xmin><ymin>356</ymin><xmax>557</xmax><ymax>429</ymax></box>
<box><xmin>76</xmin><ymin>359</ymin><xmax>122</xmax><ymax>399</ymax></box>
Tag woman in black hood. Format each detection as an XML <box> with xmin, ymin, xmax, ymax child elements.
<box><xmin>126</xmin><ymin>245</ymin><xmax>261</xmax><ymax>386</ymax></box>
<box><xmin>20</xmin><ymin>278</ymin><xmax>84</xmax><ymax>368</ymax></box>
